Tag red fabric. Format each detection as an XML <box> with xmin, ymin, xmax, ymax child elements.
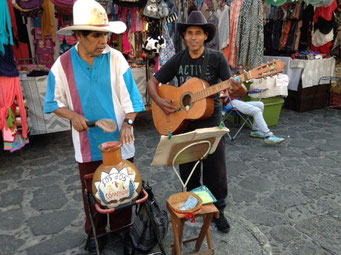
<box><xmin>13</xmin><ymin>42</ymin><xmax>30</xmax><ymax>64</ymax></box>
<box><xmin>280</xmin><ymin>20</ymin><xmax>292</xmax><ymax>50</ymax></box>
<box><xmin>313</xmin><ymin>0</ymin><xmax>337</xmax><ymax>23</ymax></box>
<box><xmin>7</xmin><ymin>0</ymin><xmax>18</xmax><ymax>41</ymax></box>
<box><xmin>311</xmin><ymin>41</ymin><xmax>333</xmax><ymax>55</ymax></box>
<box><xmin>0</xmin><ymin>76</ymin><xmax>28</xmax><ymax>138</ymax></box>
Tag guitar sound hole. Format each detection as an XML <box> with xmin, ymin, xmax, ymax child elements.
<box><xmin>182</xmin><ymin>94</ymin><xmax>192</xmax><ymax>109</ymax></box>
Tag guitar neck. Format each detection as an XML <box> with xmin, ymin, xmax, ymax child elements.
<box><xmin>192</xmin><ymin>72</ymin><xmax>248</xmax><ymax>102</ymax></box>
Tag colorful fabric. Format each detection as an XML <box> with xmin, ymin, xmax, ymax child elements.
<box><xmin>224</xmin><ymin>0</ymin><xmax>244</xmax><ymax>68</ymax></box>
<box><xmin>6</xmin><ymin>106</ymin><xmax>15</xmax><ymax>127</ymax></box>
<box><xmin>0</xmin><ymin>76</ymin><xmax>28</xmax><ymax>138</ymax></box>
<box><xmin>44</xmin><ymin>45</ymin><xmax>145</xmax><ymax>163</ymax></box>
<box><xmin>2</xmin><ymin>126</ymin><xmax>29</xmax><ymax>152</ymax></box>
<box><xmin>0</xmin><ymin>0</ymin><xmax>14</xmax><ymax>55</ymax></box>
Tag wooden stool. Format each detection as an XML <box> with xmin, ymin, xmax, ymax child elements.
<box><xmin>167</xmin><ymin>201</ymin><xmax>219</xmax><ymax>255</ymax></box>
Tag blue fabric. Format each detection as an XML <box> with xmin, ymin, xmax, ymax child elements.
<box><xmin>70</xmin><ymin>48</ymin><xmax>120</xmax><ymax>160</ymax></box>
<box><xmin>123</xmin><ymin>68</ymin><xmax>145</xmax><ymax>112</ymax></box>
<box><xmin>0</xmin><ymin>0</ymin><xmax>14</xmax><ymax>55</ymax></box>
<box><xmin>44</xmin><ymin>72</ymin><xmax>58</xmax><ymax>112</ymax></box>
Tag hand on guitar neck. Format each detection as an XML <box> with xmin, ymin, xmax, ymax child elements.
<box><xmin>224</xmin><ymin>78</ymin><xmax>247</xmax><ymax>98</ymax></box>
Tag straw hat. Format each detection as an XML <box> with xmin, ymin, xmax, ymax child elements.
<box><xmin>177</xmin><ymin>11</ymin><xmax>216</xmax><ymax>43</ymax></box>
<box><xmin>57</xmin><ymin>0</ymin><xmax>126</xmax><ymax>36</ymax></box>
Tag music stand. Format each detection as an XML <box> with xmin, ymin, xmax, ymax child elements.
<box><xmin>151</xmin><ymin>126</ymin><xmax>228</xmax><ymax>191</ymax></box>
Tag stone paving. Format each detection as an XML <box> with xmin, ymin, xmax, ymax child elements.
<box><xmin>0</xmin><ymin>108</ymin><xmax>340</xmax><ymax>255</ymax></box>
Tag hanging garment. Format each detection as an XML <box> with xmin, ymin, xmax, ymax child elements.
<box><xmin>0</xmin><ymin>76</ymin><xmax>28</xmax><ymax>138</ymax></box>
<box><xmin>311</xmin><ymin>41</ymin><xmax>333</xmax><ymax>54</ymax></box>
<box><xmin>159</xmin><ymin>20</ymin><xmax>175</xmax><ymax>66</ymax></box>
<box><xmin>33</xmin><ymin>27</ymin><xmax>55</xmax><ymax>68</ymax></box>
<box><xmin>0</xmin><ymin>0</ymin><xmax>14</xmax><ymax>55</ymax></box>
<box><xmin>285</xmin><ymin>20</ymin><xmax>298</xmax><ymax>53</ymax></box>
<box><xmin>299</xmin><ymin>4</ymin><xmax>314</xmax><ymax>51</ymax></box>
<box><xmin>224</xmin><ymin>0</ymin><xmax>244</xmax><ymax>68</ymax></box>
<box><xmin>312</xmin><ymin>29</ymin><xmax>334</xmax><ymax>47</ymax></box>
<box><xmin>217</xmin><ymin>4</ymin><xmax>230</xmax><ymax>51</ymax></box>
<box><xmin>7</xmin><ymin>0</ymin><xmax>18</xmax><ymax>42</ymax></box>
<box><xmin>279</xmin><ymin>20</ymin><xmax>292</xmax><ymax>50</ymax></box>
<box><xmin>130</xmin><ymin>7</ymin><xmax>143</xmax><ymax>33</ymax></box>
<box><xmin>14</xmin><ymin>7</ymin><xmax>30</xmax><ymax>44</ymax></box>
<box><xmin>293</xmin><ymin>20</ymin><xmax>303</xmax><ymax>51</ymax></box>
<box><xmin>206</xmin><ymin>13</ymin><xmax>219</xmax><ymax>50</ymax></box>
<box><xmin>41</xmin><ymin>0</ymin><xmax>55</xmax><ymax>40</ymax></box>
<box><xmin>0</xmin><ymin>44</ymin><xmax>19</xmax><ymax>77</ymax></box>
<box><xmin>313</xmin><ymin>0</ymin><xmax>337</xmax><ymax>22</ymax></box>
<box><xmin>236</xmin><ymin>0</ymin><xmax>263</xmax><ymax>69</ymax></box>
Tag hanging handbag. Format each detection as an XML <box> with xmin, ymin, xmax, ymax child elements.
<box><xmin>143</xmin><ymin>0</ymin><xmax>160</xmax><ymax>19</ymax></box>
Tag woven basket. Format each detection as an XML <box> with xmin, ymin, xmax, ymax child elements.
<box><xmin>168</xmin><ymin>192</ymin><xmax>202</xmax><ymax>214</ymax></box>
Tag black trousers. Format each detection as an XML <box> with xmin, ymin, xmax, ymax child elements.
<box><xmin>179</xmin><ymin>136</ymin><xmax>228</xmax><ymax>211</ymax></box>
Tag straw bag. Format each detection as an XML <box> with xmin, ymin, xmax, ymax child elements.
<box><xmin>168</xmin><ymin>192</ymin><xmax>202</xmax><ymax>223</ymax></box>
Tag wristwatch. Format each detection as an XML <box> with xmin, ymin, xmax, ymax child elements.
<box><xmin>124</xmin><ymin>118</ymin><xmax>134</xmax><ymax>126</ymax></box>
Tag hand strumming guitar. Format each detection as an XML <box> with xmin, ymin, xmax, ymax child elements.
<box><xmin>147</xmin><ymin>76</ymin><xmax>177</xmax><ymax>115</ymax></box>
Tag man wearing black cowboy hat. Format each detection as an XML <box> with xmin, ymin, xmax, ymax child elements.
<box><xmin>147</xmin><ymin>9</ymin><xmax>247</xmax><ymax>233</ymax></box>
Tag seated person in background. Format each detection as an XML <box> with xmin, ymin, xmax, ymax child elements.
<box><xmin>221</xmin><ymin>65</ymin><xmax>285</xmax><ymax>145</ymax></box>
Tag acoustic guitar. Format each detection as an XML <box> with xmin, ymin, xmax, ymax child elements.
<box><xmin>151</xmin><ymin>60</ymin><xmax>286</xmax><ymax>135</ymax></box>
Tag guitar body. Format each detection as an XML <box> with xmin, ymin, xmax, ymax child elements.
<box><xmin>152</xmin><ymin>78</ymin><xmax>214</xmax><ymax>135</ymax></box>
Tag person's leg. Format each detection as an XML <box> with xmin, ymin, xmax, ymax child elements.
<box><xmin>202</xmin><ymin>136</ymin><xmax>230</xmax><ymax>233</ymax></box>
<box><xmin>202</xmin><ymin>136</ymin><xmax>227</xmax><ymax>210</ymax></box>
<box><xmin>78</xmin><ymin>161</ymin><xmax>107</xmax><ymax>236</ymax></box>
<box><xmin>229</xmin><ymin>100</ymin><xmax>273</xmax><ymax>137</ymax></box>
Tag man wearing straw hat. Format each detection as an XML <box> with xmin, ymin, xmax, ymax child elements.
<box><xmin>44</xmin><ymin>0</ymin><xmax>145</xmax><ymax>252</ymax></box>
<box><xmin>147</xmin><ymin>8</ymin><xmax>246</xmax><ymax>233</ymax></box>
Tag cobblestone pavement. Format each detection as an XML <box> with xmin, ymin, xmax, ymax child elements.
<box><xmin>0</xmin><ymin>108</ymin><xmax>340</xmax><ymax>255</ymax></box>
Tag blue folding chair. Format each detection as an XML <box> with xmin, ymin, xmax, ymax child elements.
<box><xmin>221</xmin><ymin>88</ymin><xmax>268</xmax><ymax>141</ymax></box>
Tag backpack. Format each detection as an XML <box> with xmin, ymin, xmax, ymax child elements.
<box><xmin>123</xmin><ymin>182</ymin><xmax>168</xmax><ymax>254</ymax></box>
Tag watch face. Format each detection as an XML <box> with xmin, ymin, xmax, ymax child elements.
<box><xmin>125</xmin><ymin>118</ymin><xmax>133</xmax><ymax>125</ymax></box>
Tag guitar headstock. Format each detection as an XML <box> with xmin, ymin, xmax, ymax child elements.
<box><xmin>242</xmin><ymin>59</ymin><xmax>286</xmax><ymax>81</ymax></box>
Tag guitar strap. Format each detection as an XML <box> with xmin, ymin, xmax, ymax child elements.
<box><xmin>200</xmin><ymin>48</ymin><xmax>210</xmax><ymax>81</ymax></box>
<box><xmin>177</xmin><ymin>48</ymin><xmax>210</xmax><ymax>86</ymax></box>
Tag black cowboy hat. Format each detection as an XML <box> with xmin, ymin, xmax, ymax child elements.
<box><xmin>177</xmin><ymin>11</ymin><xmax>216</xmax><ymax>43</ymax></box>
